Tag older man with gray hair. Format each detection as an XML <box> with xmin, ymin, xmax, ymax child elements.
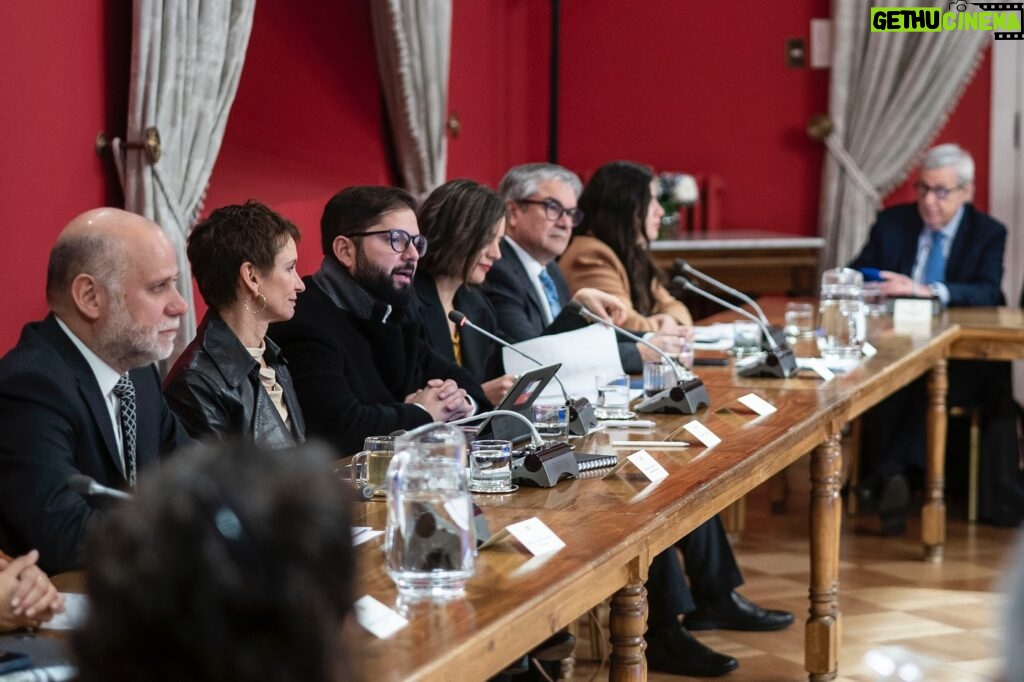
<box><xmin>0</xmin><ymin>208</ymin><xmax>191</xmax><ymax>572</ymax></box>
<box><xmin>850</xmin><ymin>143</ymin><xmax>1013</xmax><ymax>534</ymax></box>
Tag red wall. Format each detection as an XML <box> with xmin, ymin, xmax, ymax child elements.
<box><xmin>0</xmin><ymin>1</ymin><xmax>130</xmax><ymax>352</ymax></box>
<box><xmin>201</xmin><ymin>0</ymin><xmax>394</xmax><ymax>294</ymax></box>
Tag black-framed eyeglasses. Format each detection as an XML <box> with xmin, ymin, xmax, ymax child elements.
<box><xmin>348</xmin><ymin>229</ymin><xmax>428</xmax><ymax>256</ymax></box>
<box><xmin>516</xmin><ymin>198</ymin><xmax>585</xmax><ymax>227</ymax></box>
<box><xmin>914</xmin><ymin>180</ymin><xmax>964</xmax><ymax>200</ymax></box>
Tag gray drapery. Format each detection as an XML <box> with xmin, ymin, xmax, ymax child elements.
<box><xmin>818</xmin><ymin>0</ymin><xmax>989</xmax><ymax>268</ymax></box>
<box><xmin>113</xmin><ymin>0</ymin><xmax>255</xmax><ymax>355</ymax></box>
<box><xmin>370</xmin><ymin>0</ymin><xmax>452</xmax><ymax>198</ymax></box>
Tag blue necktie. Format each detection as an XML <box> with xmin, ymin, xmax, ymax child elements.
<box><xmin>538</xmin><ymin>269</ymin><xmax>562</xmax><ymax>319</ymax></box>
<box><xmin>922</xmin><ymin>231</ymin><xmax>946</xmax><ymax>284</ymax></box>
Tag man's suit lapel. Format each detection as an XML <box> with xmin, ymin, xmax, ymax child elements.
<box><xmin>945</xmin><ymin>205</ymin><xmax>975</xmax><ymax>283</ymax></box>
<box><xmin>501</xmin><ymin>240</ymin><xmax>546</xmax><ymax>320</ymax></box>
<box><xmin>38</xmin><ymin>316</ymin><xmax>123</xmax><ymax>477</ymax></box>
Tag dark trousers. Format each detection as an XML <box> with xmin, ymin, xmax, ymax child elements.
<box><xmin>646</xmin><ymin>515</ymin><xmax>744</xmax><ymax>633</ymax></box>
<box><xmin>861</xmin><ymin>359</ymin><xmax>1023</xmax><ymax>525</ymax></box>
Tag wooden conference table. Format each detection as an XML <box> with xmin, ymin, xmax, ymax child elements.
<box><xmin>355</xmin><ymin>303</ymin><xmax>1024</xmax><ymax>681</ymax></box>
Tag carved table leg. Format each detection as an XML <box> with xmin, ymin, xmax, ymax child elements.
<box><xmin>806</xmin><ymin>433</ymin><xmax>842</xmax><ymax>681</ymax></box>
<box><xmin>923</xmin><ymin>358</ymin><xmax>948</xmax><ymax>562</ymax></box>
<box><xmin>609</xmin><ymin>559</ymin><xmax>647</xmax><ymax>682</ymax></box>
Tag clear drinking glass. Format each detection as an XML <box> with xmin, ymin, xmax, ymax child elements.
<box><xmin>385</xmin><ymin>424</ymin><xmax>475</xmax><ymax>601</ymax></box>
<box><xmin>532</xmin><ymin>404</ymin><xmax>568</xmax><ymax>440</ymax></box>
<box><xmin>643</xmin><ymin>360</ymin><xmax>676</xmax><ymax>397</ymax></box>
<box><xmin>783</xmin><ymin>302</ymin><xmax>815</xmax><ymax>345</ymax></box>
<box><xmin>817</xmin><ymin>267</ymin><xmax>866</xmax><ymax>362</ymax></box>
<box><xmin>469</xmin><ymin>439</ymin><xmax>513</xmax><ymax>492</ymax></box>
<box><xmin>731</xmin><ymin>320</ymin><xmax>761</xmax><ymax>357</ymax></box>
<box><xmin>594</xmin><ymin>374</ymin><xmax>631</xmax><ymax>419</ymax></box>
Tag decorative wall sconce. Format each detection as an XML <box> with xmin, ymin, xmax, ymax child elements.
<box><xmin>95</xmin><ymin>126</ymin><xmax>162</xmax><ymax>163</ymax></box>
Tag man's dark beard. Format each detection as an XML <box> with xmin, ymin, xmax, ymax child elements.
<box><xmin>353</xmin><ymin>250</ymin><xmax>413</xmax><ymax>309</ymax></box>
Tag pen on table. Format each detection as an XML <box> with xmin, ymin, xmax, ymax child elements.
<box><xmin>693</xmin><ymin>358</ymin><xmax>729</xmax><ymax>367</ymax></box>
<box><xmin>611</xmin><ymin>440</ymin><xmax>690</xmax><ymax>449</ymax></box>
<box><xmin>601</xmin><ymin>419</ymin><xmax>656</xmax><ymax>428</ymax></box>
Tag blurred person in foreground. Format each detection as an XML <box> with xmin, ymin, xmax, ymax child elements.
<box><xmin>164</xmin><ymin>201</ymin><xmax>307</xmax><ymax>447</ymax></box>
<box><xmin>73</xmin><ymin>441</ymin><xmax>356</xmax><ymax>682</ymax></box>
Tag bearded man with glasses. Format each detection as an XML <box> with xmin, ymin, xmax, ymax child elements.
<box><xmin>849</xmin><ymin>144</ymin><xmax>1015</xmax><ymax>534</ymax></box>
<box><xmin>272</xmin><ymin>186</ymin><xmax>489</xmax><ymax>454</ymax></box>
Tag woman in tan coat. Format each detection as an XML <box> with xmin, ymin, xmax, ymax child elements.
<box><xmin>561</xmin><ymin>161</ymin><xmax>692</xmax><ymax>334</ymax></box>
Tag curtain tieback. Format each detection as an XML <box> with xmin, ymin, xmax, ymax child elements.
<box><xmin>824</xmin><ymin>133</ymin><xmax>882</xmax><ymax>208</ymax></box>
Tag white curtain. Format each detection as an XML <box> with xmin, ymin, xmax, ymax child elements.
<box><xmin>818</xmin><ymin>0</ymin><xmax>990</xmax><ymax>269</ymax></box>
<box><xmin>115</xmin><ymin>0</ymin><xmax>255</xmax><ymax>353</ymax></box>
<box><xmin>370</xmin><ymin>0</ymin><xmax>452</xmax><ymax>198</ymax></box>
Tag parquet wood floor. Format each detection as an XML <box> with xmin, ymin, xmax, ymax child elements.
<box><xmin>573</xmin><ymin>455</ymin><xmax>1020</xmax><ymax>681</ymax></box>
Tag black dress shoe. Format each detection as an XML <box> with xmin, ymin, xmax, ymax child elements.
<box><xmin>645</xmin><ymin>625</ymin><xmax>738</xmax><ymax>677</ymax></box>
<box><xmin>686</xmin><ymin>591</ymin><xmax>795</xmax><ymax>632</ymax></box>
<box><xmin>878</xmin><ymin>474</ymin><xmax>909</xmax><ymax>536</ymax></box>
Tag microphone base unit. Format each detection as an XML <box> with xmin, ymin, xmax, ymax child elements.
<box><xmin>634</xmin><ymin>377</ymin><xmax>710</xmax><ymax>415</ymax></box>
<box><xmin>566</xmin><ymin>397</ymin><xmax>598</xmax><ymax>437</ymax></box>
<box><xmin>512</xmin><ymin>442</ymin><xmax>579</xmax><ymax>488</ymax></box>
<box><xmin>760</xmin><ymin>325</ymin><xmax>789</xmax><ymax>352</ymax></box>
<box><xmin>735</xmin><ymin>347</ymin><xmax>799</xmax><ymax>378</ymax></box>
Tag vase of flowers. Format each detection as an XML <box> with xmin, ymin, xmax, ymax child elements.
<box><xmin>656</xmin><ymin>172</ymin><xmax>699</xmax><ymax>239</ymax></box>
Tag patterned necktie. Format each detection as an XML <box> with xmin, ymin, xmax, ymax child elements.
<box><xmin>922</xmin><ymin>231</ymin><xmax>947</xmax><ymax>284</ymax></box>
<box><xmin>538</xmin><ymin>269</ymin><xmax>562</xmax><ymax>319</ymax></box>
<box><xmin>113</xmin><ymin>373</ymin><xmax>137</xmax><ymax>487</ymax></box>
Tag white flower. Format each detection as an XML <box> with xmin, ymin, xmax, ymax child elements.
<box><xmin>672</xmin><ymin>174</ymin><xmax>699</xmax><ymax>205</ymax></box>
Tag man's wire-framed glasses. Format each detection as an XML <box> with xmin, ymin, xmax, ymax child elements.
<box><xmin>913</xmin><ymin>181</ymin><xmax>965</xmax><ymax>201</ymax></box>
<box><xmin>348</xmin><ymin>229</ymin><xmax>428</xmax><ymax>256</ymax></box>
<box><xmin>516</xmin><ymin>198</ymin><xmax>585</xmax><ymax>227</ymax></box>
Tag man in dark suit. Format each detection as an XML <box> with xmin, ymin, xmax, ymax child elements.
<box><xmin>850</xmin><ymin>143</ymin><xmax>1011</xmax><ymax>532</ymax></box>
<box><xmin>271</xmin><ymin>186</ymin><xmax>490</xmax><ymax>455</ymax></box>
<box><xmin>0</xmin><ymin>208</ymin><xmax>192</xmax><ymax>573</ymax></box>
<box><xmin>484</xmin><ymin>164</ymin><xmax>792</xmax><ymax>677</ymax></box>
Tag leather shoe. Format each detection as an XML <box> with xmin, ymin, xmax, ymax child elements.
<box><xmin>645</xmin><ymin>624</ymin><xmax>738</xmax><ymax>677</ymax></box>
<box><xmin>686</xmin><ymin>591</ymin><xmax>794</xmax><ymax>632</ymax></box>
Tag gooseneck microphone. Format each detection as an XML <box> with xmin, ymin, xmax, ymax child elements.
<box><xmin>568</xmin><ymin>302</ymin><xmax>709</xmax><ymax>414</ymax></box>
<box><xmin>674</xmin><ymin>277</ymin><xmax>799</xmax><ymax>379</ymax></box>
<box><xmin>448</xmin><ymin>310</ymin><xmax>597</xmax><ymax>436</ymax></box>
<box><xmin>67</xmin><ymin>474</ymin><xmax>132</xmax><ymax>500</ymax></box>
<box><xmin>674</xmin><ymin>258</ymin><xmax>786</xmax><ymax>348</ymax></box>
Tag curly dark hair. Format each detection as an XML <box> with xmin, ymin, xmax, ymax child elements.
<box><xmin>416</xmin><ymin>179</ymin><xmax>505</xmax><ymax>282</ymax></box>
<box><xmin>187</xmin><ymin>201</ymin><xmax>302</xmax><ymax>311</ymax></box>
<box><xmin>73</xmin><ymin>441</ymin><xmax>357</xmax><ymax>682</ymax></box>
<box><xmin>576</xmin><ymin>161</ymin><xmax>662</xmax><ymax>314</ymax></box>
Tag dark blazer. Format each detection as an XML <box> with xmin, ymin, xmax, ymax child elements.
<box><xmin>483</xmin><ymin>239</ymin><xmax>644</xmax><ymax>372</ymax></box>
<box><xmin>271</xmin><ymin>278</ymin><xmax>492</xmax><ymax>455</ymax></box>
<box><xmin>0</xmin><ymin>315</ymin><xmax>190</xmax><ymax>572</ymax></box>
<box><xmin>849</xmin><ymin>202</ymin><xmax>1006</xmax><ymax>306</ymax></box>
<box><xmin>410</xmin><ymin>274</ymin><xmax>503</xmax><ymax>383</ymax></box>
<box><xmin>163</xmin><ymin>312</ymin><xmax>305</xmax><ymax>449</ymax></box>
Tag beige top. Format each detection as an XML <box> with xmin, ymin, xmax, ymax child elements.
<box><xmin>560</xmin><ymin>235</ymin><xmax>692</xmax><ymax>331</ymax></box>
<box><xmin>247</xmin><ymin>344</ymin><xmax>292</xmax><ymax>429</ymax></box>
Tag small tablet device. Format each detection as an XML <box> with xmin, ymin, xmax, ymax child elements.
<box><xmin>474</xmin><ymin>363</ymin><xmax>562</xmax><ymax>444</ymax></box>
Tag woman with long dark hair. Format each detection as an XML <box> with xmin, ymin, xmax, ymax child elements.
<box><xmin>412</xmin><ymin>179</ymin><xmax>516</xmax><ymax>406</ymax></box>
<box><xmin>561</xmin><ymin>161</ymin><xmax>692</xmax><ymax>334</ymax></box>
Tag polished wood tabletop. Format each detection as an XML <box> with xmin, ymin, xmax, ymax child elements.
<box><xmin>354</xmin><ymin>301</ymin><xmax>1022</xmax><ymax>681</ymax></box>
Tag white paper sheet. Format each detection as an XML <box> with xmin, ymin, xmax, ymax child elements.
<box><xmin>39</xmin><ymin>592</ymin><xmax>89</xmax><ymax>631</ymax></box>
<box><xmin>502</xmin><ymin>324</ymin><xmax>623</xmax><ymax>402</ymax></box>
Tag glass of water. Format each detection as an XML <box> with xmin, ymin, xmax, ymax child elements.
<box><xmin>595</xmin><ymin>374</ymin><xmax>631</xmax><ymax>419</ymax></box>
<box><xmin>532</xmin><ymin>403</ymin><xmax>568</xmax><ymax>440</ymax></box>
<box><xmin>468</xmin><ymin>440</ymin><xmax>513</xmax><ymax>493</ymax></box>
<box><xmin>783</xmin><ymin>302</ymin><xmax>815</xmax><ymax>344</ymax></box>
<box><xmin>731</xmin><ymin>320</ymin><xmax>761</xmax><ymax>357</ymax></box>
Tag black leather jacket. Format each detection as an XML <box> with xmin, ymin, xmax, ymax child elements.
<box><xmin>164</xmin><ymin>313</ymin><xmax>305</xmax><ymax>449</ymax></box>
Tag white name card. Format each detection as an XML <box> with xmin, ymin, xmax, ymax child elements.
<box><xmin>355</xmin><ymin>595</ymin><xmax>408</xmax><ymax>639</ymax></box>
<box><xmin>861</xmin><ymin>341</ymin><xmax>878</xmax><ymax>357</ymax></box>
<box><xmin>479</xmin><ymin>516</ymin><xmax>565</xmax><ymax>555</ymax></box>
<box><xmin>627</xmin><ymin>449</ymin><xmax>669</xmax><ymax>481</ymax></box>
<box><xmin>799</xmin><ymin>358</ymin><xmax>836</xmax><ymax>381</ymax></box>
<box><xmin>351</xmin><ymin>526</ymin><xmax>384</xmax><ymax>546</ymax></box>
<box><xmin>737</xmin><ymin>393</ymin><xmax>777</xmax><ymax>416</ymax></box>
<box><xmin>893</xmin><ymin>298</ymin><xmax>934</xmax><ymax>335</ymax></box>
<box><xmin>682</xmin><ymin>420</ymin><xmax>722</xmax><ymax>448</ymax></box>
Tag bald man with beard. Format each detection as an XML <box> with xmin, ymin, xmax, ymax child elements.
<box><xmin>0</xmin><ymin>209</ymin><xmax>192</xmax><ymax>573</ymax></box>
